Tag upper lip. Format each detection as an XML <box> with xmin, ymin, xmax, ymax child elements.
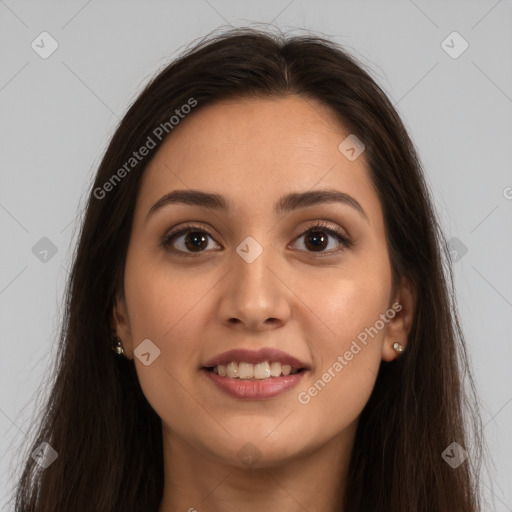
<box><xmin>202</xmin><ymin>347</ymin><xmax>309</xmax><ymax>370</ymax></box>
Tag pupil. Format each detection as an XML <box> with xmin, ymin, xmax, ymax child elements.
<box><xmin>182</xmin><ymin>230</ymin><xmax>329</xmax><ymax>253</ymax></box>
<box><xmin>185</xmin><ymin>232</ymin><xmax>207</xmax><ymax>251</ymax></box>
<box><xmin>307</xmin><ymin>231</ymin><xmax>327</xmax><ymax>251</ymax></box>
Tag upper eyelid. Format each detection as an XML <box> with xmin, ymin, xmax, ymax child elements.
<box><xmin>164</xmin><ymin>220</ymin><xmax>348</xmax><ymax>240</ymax></box>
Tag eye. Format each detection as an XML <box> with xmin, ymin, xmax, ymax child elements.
<box><xmin>161</xmin><ymin>223</ymin><xmax>221</xmax><ymax>257</ymax></box>
<box><xmin>291</xmin><ymin>221</ymin><xmax>353</xmax><ymax>256</ymax></box>
<box><xmin>161</xmin><ymin>221</ymin><xmax>353</xmax><ymax>258</ymax></box>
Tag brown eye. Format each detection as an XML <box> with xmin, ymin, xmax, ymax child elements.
<box><xmin>291</xmin><ymin>222</ymin><xmax>353</xmax><ymax>256</ymax></box>
<box><xmin>182</xmin><ymin>231</ymin><xmax>209</xmax><ymax>252</ymax></box>
<box><xmin>162</xmin><ymin>221</ymin><xmax>353</xmax><ymax>258</ymax></box>
<box><xmin>304</xmin><ymin>231</ymin><xmax>329</xmax><ymax>252</ymax></box>
<box><xmin>161</xmin><ymin>224</ymin><xmax>221</xmax><ymax>257</ymax></box>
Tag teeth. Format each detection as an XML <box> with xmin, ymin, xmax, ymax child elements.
<box><xmin>254</xmin><ymin>362</ymin><xmax>271</xmax><ymax>379</ymax></box>
<box><xmin>238</xmin><ymin>362</ymin><xmax>254</xmax><ymax>379</ymax></box>
<box><xmin>269</xmin><ymin>361</ymin><xmax>281</xmax><ymax>377</ymax></box>
<box><xmin>226</xmin><ymin>362</ymin><xmax>239</xmax><ymax>378</ymax></box>
<box><xmin>254</xmin><ymin>361</ymin><xmax>270</xmax><ymax>379</ymax></box>
<box><xmin>212</xmin><ymin>361</ymin><xmax>301</xmax><ymax>380</ymax></box>
<box><xmin>281</xmin><ymin>364</ymin><xmax>292</xmax><ymax>376</ymax></box>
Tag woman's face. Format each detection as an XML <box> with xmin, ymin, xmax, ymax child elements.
<box><xmin>114</xmin><ymin>95</ymin><xmax>413</xmax><ymax>468</ymax></box>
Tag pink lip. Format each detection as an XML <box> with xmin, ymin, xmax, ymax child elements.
<box><xmin>202</xmin><ymin>347</ymin><xmax>309</xmax><ymax>370</ymax></box>
<box><xmin>201</xmin><ymin>367</ymin><xmax>307</xmax><ymax>400</ymax></box>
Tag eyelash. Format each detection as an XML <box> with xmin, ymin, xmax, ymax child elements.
<box><xmin>160</xmin><ymin>221</ymin><xmax>354</xmax><ymax>258</ymax></box>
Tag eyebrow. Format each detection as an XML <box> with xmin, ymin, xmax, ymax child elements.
<box><xmin>146</xmin><ymin>188</ymin><xmax>368</xmax><ymax>222</ymax></box>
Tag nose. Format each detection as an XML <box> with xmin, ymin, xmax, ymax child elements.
<box><xmin>217</xmin><ymin>243</ymin><xmax>291</xmax><ymax>332</ymax></box>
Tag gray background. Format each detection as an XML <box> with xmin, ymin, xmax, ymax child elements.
<box><xmin>1</xmin><ymin>0</ymin><xmax>511</xmax><ymax>510</ymax></box>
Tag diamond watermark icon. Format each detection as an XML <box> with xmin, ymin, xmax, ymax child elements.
<box><xmin>31</xmin><ymin>31</ymin><xmax>59</xmax><ymax>59</ymax></box>
<box><xmin>447</xmin><ymin>237</ymin><xmax>468</xmax><ymax>263</ymax></box>
<box><xmin>32</xmin><ymin>237</ymin><xmax>58</xmax><ymax>263</ymax></box>
<box><xmin>236</xmin><ymin>236</ymin><xmax>263</xmax><ymax>263</ymax></box>
<box><xmin>338</xmin><ymin>134</ymin><xmax>365</xmax><ymax>161</ymax></box>
<box><xmin>237</xmin><ymin>442</ymin><xmax>262</xmax><ymax>468</ymax></box>
<box><xmin>134</xmin><ymin>338</ymin><xmax>161</xmax><ymax>366</ymax></box>
<box><xmin>442</xmin><ymin>441</ymin><xmax>468</xmax><ymax>469</ymax></box>
<box><xmin>441</xmin><ymin>31</ymin><xmax>469</xmax><ymax>59</ymax></box>
<box><xmin>31</xmin><ymin>442</ymin><xmax>58</xmax><ymax>469</ymax></box>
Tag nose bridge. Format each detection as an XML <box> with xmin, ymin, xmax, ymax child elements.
<box><xmin>219</xmin><ymin>234</ymin><xmax>290</xmax><ymax>329</ymax></box>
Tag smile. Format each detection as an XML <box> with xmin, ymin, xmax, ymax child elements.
<box><xmin>201</xmin><ymin>365</ymin><xmax>307</xmax><ymax>400</ymax></box>
<box><xmin>205</xmin><ymin>361</ymin><xmax>303</xmax><ymax>380</ymax></box>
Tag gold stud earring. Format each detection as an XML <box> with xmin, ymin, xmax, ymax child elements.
<box><xmin>112</xmin><ymin>335</ymin><xmax>125</xmax><ymax>357</ymax></box>
<box><xmin>393</xmin><ymin>342</ymin><xmax>404</xmax><ymax>353</ymax></box>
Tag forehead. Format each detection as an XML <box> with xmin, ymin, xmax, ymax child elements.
<box><xmin>135</xmin><ymin>95</ymin><xmax>380</xmax><ymax>225</ymax></box>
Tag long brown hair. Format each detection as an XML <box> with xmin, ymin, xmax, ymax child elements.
<box><xmin>10</xmin><ymin>26</ymin><xmax>484</xmax><ymax>511</ymax></box>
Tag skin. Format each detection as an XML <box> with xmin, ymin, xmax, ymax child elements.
<box><xmin>113</xmin><ymin>95</ymin><xmax>416</xmax><ymax>512</ymax></box>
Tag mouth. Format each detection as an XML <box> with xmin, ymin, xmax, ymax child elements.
<box><xmin>200</xmin><ymin>365</ymin><xmax>307</xmax><ymax>400</ymax></box>
<box><xmin>202</xmin><ymin>347</ymin><xmax>309</xmax><ymax>374</ymax></box>
<box><xmin>202</xmin><ymin>361</ymin><xmax>306</xmax><ymax>380</ymax></box>
<box><xmin>200</xmin><ymin>347</ymin><xmax>310</xmax><ymax>399</ymax></box>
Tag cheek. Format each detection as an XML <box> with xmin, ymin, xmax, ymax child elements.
<box><xmin>124</xmin><ymin>258</ymin><xmax>212</xmax><ymax>358</ymax></box>
<box><xmin>122</xmin><ymin>258</ymin><xmax>214</xmax><ymax>429</ymax></box>
<box><xmin>300</xmin><ymin>253</ymin><xmax>392</xmax><ymax>354</ymax></box>
<box><xmin>293</xmin><ymin>253</ymin><xmax>391</xmax><ymax>417</ymax></box>
<box><xmin>124</xmin><ymin>264</ymin><xmax>167</xmax><ymax>340</ymax></box>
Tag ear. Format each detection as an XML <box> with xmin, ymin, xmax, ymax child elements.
<box><xmin>381</xmin><ymin>276</ymin><xmax>416</xmax><ymax>362</ymax></box>
<box><xmin>111</xmin><ymin>291</ymin><xmax>134</xmax><ymax>359</ymax></box>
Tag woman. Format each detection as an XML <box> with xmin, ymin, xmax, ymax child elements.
<box><xmin>11</xmin><ymin>26</ymin><xmax>483</xmax><ymax>511</ymax></box>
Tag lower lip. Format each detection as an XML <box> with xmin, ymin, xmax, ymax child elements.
<box><xmin>200</xmin><ymin>368</ymin><xmax>307</xmax><ymax>400</ymax></box>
